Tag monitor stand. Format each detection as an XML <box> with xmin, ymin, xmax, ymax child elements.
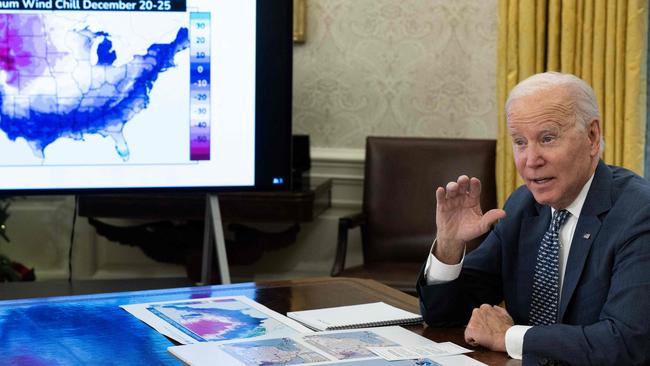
<box><xmin>199</xmin><ymin>194</ymin><xmax>230</xmax><ymax>285</ymax></box>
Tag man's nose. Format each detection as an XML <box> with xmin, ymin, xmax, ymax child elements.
<box><xmin>525</xmin><ymin>143</ymin><xmax>544</xmax><ymax>167</ymax></box>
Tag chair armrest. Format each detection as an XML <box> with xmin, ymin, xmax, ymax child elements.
<box><xmin>330</xmin><ymin>212</ymin><xmax>367</xmax><ymax>276</ymax></box>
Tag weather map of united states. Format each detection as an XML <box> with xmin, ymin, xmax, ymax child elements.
<box><xmin>0</xmin><ymin>13</ymin><xmax>189</xmax><ymax>160</ymax></box>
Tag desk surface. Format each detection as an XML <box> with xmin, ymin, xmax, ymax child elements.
<box><xmin>0</xmin><ymin>277</ymin><xmax>513</xmax><ymax>365</ymax></box>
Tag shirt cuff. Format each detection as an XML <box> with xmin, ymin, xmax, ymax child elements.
<box><xmin>505</xmin><ymin>325</ymin><xmax>531</xmax><ymax>360</ymax></box>
<box><xmin>424</xmin><ymin>239</ymin><xmax>464</xmax><ymax>284</ymax></box>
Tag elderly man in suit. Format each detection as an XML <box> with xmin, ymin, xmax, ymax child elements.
<box><xmin>417</xmin><ymin>71</ymin><xmax>650</xmax><ymax>365</ymax></box>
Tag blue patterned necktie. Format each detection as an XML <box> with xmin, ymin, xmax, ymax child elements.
<box><xmin>529</xmin><ymin>209</ymin><xmax>570</xmax><ymax>326</ymax></box>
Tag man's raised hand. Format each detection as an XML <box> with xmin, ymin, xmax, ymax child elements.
<box><xmin>433</xmin><ymin>175</ymin><xmax>505</xmax><ymax>264</ymax></box>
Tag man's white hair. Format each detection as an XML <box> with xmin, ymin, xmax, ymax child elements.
<box><xmin>505</xmin><ymin>72</ymin><xmax>604</xmax><ymax>152</ymax></box>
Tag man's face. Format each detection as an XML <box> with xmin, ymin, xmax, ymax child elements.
<box><xmin>507</xmin><ymin>86</ymin><xmax>600</xmax><ymax>209</ymax></box>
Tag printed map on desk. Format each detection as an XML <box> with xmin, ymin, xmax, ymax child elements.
<box><xmin>122</xmin><ymin>295</ymin><xmax>312</xmax><ymax>344</ymax></box>
<box><xmin>302</xmin><ymin>331</ymin><xmax>399</xmax><ymax>359</ymax></box>
<box><xmin>220</xmin><ymin>337</ymin><xmax>329</xmax><ymax>365</ymax></box>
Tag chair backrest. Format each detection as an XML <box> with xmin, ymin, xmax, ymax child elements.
<box><xmin>361</xmin><ymin>136</ymin><xmax>497</xmax><ymax>264</ymax></box>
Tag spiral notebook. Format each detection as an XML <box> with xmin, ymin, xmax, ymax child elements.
<box><xmin>286</xmin><ymin>302</ymin><xmax>423</xmax><ymax>331</ymax></box>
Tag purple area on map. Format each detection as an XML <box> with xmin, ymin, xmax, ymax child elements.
<box><xmin>183</xmin><ymin>318</ymin><xmax>234</xmax><ymax>336</ymax></box>
<box><xmin>0</xmin><ymin>14</ymin><xmax>53</xmax><ymax>87</ymax></box>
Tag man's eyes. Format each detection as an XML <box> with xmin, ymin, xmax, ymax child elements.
<box><xmin>511</xmin><ymin>135</ymin><xmax>556</xmax><ymax>146</ymax></box>
<box><xmin>541</xmin><ymin>135</ymin><xmax>557</xmax><ymax>143</ymax></box>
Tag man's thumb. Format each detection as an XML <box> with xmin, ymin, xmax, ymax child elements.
<box><xmin>481</xmin><ymin>209</ymin><xmax>506</xmax><ymax>230</ymax></box>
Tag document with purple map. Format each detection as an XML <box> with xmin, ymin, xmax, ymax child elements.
<box><xmin>122</xmin><ymin>295</ymin><xmax>313</xmax><ymax>345</ymax></box>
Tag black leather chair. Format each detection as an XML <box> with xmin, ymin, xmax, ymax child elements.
<box><xmin>330</xmin><ymin>137</ymin><xmax>497</xmax><ymax>295</ymax></box>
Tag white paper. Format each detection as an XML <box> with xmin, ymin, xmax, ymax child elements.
<box><xmin>286</xmin><ymin>302</ymin><xmax>423</xmax><ymax>331</ymax></box>
<box><xmin>436</xmin><ymin>342</ymin><xmax>473</xmax><ymax>355</ymax></box>
<box><xmin>367</xmin><ymin>342</ymin><xmax>472</xmax><ymax>361</ymax></box>
<box><xmin>430</xmin><ymin>354</ymin><xmax>488</xmax><ymax>366</ymax></box>
<box><xmin>121</xmin><ymin>295</ymin><xmax>312</xmax><ymax>344</ymax></box>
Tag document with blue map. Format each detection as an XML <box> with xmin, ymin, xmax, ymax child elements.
<box><xmin>121</xmin><ymin>295</ymin><xmax>313</xmax><ymax>344</ymax></box>
<box><xmin>168</xmin><ymin>326</ymin><xmax>487</xmax><ymax>366</ymax></box>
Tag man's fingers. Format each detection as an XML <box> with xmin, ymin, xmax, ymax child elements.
<box><xmin>493</xmin><ymin>305</ymin><xmax>509</xmax><ymax>316</ymax></box>
<box><xmin>468</xmin><ymin>177</ymin><xmax>482</xmax><ymax>199</ymax></box>
<box><xmin>440</xmin><ymin>176</ymin><xmax>475</xmax><ymax>201</ymax></box>
<box><xmin>457</xmin><ymin>175</ymin><xmax>470</xmax><ymax>195</ymax></box>
<box><xmin>465</xmin><ymin>308</ymin><xmax>482</xmax><ymax>347</ymax></box>
<box><xmin>464</xmin><ymin>326</ymin><xmax>478</xmax><ymax>346</ymax></box>
<box><xmin>435</xmin><ymin>187</ymin><xmax>446</xmax><ymax>204</ymax></box>
<box><xmin>468</xmin><ymin>307</ymin><xmax>483</xmax><ymax>327</ymax></box>
<box><xmin>445</xmin><ymin>181</ymin><xmax>459</xmax><ymax>198</ymax></box>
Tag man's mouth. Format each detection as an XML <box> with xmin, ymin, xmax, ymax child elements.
<box><xmin>530</xmin><ymin>177</ymin><xmax>553</xmax><ymax>185</ymax></box>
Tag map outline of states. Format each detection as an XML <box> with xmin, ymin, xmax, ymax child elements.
<box><xmin>0</xmin><ymin>13</ymin><xmax>190</xmax><ymax>160</ymax></box>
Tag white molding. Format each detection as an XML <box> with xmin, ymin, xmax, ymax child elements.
<box><xmin>311</xmin><ymin>147</ymin><xmax>365</xmax><ymax>163</ymax></box>
<box><xmin>310</xmin><ymin>147</ymin><xmax>365</xmax><ymax>209</ymax></box>
<box><xmin>310</xmin><ymin>147</ymin><xmax>364</xmax><ymax>180</ymax></box>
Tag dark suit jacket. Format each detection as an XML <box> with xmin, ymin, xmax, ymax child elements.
<box><xmin>417</xmin><ymin>161</ymin><xmax>650</xmax><ymax>365</ymax></box>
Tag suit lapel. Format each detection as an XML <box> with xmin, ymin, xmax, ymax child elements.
<box><xmin>558</xmin><ymin>161</ymin><xmax>612</xmax><ymax>320</ymax></box>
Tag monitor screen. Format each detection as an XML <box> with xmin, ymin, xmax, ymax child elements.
<box><xmin>0</xmin><ymin>0</ymin><xmax>293</xmax><ymax>194</ymax></box>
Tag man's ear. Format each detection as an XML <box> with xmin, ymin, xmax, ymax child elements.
<box><xmin>588</xmin><ymin>118</ymin><xmax>601</xmax><ymax>156</ymax></box>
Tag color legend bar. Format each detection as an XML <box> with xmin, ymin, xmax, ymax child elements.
<box><xmin>189</xmin><ymin>12</ymin><xmax>211</xmax><ymax>161</ymax></box>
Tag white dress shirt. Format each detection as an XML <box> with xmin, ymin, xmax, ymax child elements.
<box><xmin>424</xmin><ymin>174</ymin><xmax>594</xmax><ymax>359</ymax></box>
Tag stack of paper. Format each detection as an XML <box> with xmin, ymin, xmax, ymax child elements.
<box><xmin>287</xmin><ymin>302</ymin><xmax>423</xmax><ymax>331</ymax></box>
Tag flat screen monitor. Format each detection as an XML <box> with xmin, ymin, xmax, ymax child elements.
<box><xmin>0</xmin><ymin>0</ymin><xmax>293</xmax><ymax>194</ymax></box>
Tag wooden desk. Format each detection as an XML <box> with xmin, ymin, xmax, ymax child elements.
<box><xmin>0</xmin><ymin>277</ymin><xmax>513</xmax><ymax>365</ymax></box>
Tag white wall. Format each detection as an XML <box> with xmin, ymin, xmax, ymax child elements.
<box><xmin>0</xmin><ymin>0</ymin><xmax>497</xmax><ymax>282</ymax></box>
<box><xmin>293</xmin><ymin>0</ymin><xmax>498</xmax><ymax>147</ymax></box>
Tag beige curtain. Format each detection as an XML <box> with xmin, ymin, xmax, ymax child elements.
<box><xmin>496</xmin><ymin>0</ymin><xmax>647</xmax><ymax>207</ymax></box>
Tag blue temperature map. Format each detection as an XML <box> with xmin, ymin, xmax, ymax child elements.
<box><xmin>0</xmin><ymin>14</ymin><xmax>189</xmax><ymax>160</ymax></box>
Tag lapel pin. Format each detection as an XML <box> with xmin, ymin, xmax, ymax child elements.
<box><xmin>583</xmin><ymin>233</ymin><xmax>591</xmax><ymax>239</ymax></box>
